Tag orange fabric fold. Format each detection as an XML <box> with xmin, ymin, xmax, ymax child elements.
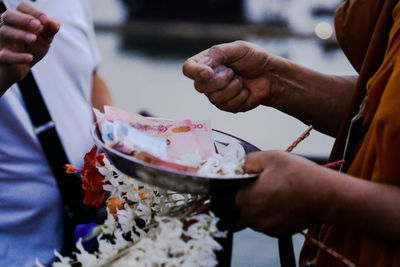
<box><xmin>300</xmin><ymin>0</ymin><xmax>400</xmax><ymax>266</ymax></box>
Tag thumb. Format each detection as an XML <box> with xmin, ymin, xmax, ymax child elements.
<box><xmin>206</xmin><ymin>41</ymin><xmax>252</xmax><ymax>66</ymax></box>
<box><xmin>39</xmin><ymin>17</ymin><xmax>60</xmax><ymax>42</ymax></box>
<box><xmin>244</xmin><ymin>151</ymin><xmax>275</xmax><ymax>174</ymax></box>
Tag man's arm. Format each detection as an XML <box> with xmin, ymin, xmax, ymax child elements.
<box><xmin>183</xmin><ymin>41</ymin><xmax>357</xmax><ymax>137</ymax></box>
<box><xmin>91</xmin><ymin>71</ymin><xmax>112</xmax><ymax>112</ymax></box>
<box><xmin>237</xmin><ymin>151</ymin><xmax>400</xmax><ymax>241</ymax></box>
<box><xmin>265</xmin><ymin>56</ymin><xmax>357</xmax><ymax>136</ymax></box>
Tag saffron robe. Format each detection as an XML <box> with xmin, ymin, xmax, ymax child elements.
<box><xmin>300</xmin><ymin>0</ymin><xmax>400</xmax><ymax>266</ymax></box>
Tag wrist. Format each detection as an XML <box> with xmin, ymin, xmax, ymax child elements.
<box><xmin>261</xmin><ymin>55</ymin><xmax>287</xmax><ymax>107</ymax></box>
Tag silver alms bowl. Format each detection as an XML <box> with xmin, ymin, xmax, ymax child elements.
<box><xmin>91</xmin><ymin>124</ymin><xmax>260</xmax><ymax>195</ymax></box>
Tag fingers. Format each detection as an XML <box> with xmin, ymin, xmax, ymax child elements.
<box><xmin>237</xmin><ymin>83</ymin><xmax>269</xmax><ymax>111</ymax></box>
<box><xmin>206</xmin><ymin>75</ymin><xmax>242</xmax><ymax>105</ymax></box>
<box><xmin>0</xmin><ymin>9</ymin><xmax>41</xmax><ymax>45</ymax></box>
<box><xmin>0</xmin><ymin>3</ymin><xmax>49</xmax><ymax>46</ymax></box>
<box><xmin>3</xmin><ymin>2</ymin><xmax>59</xmax><ymax>43</ymax></box>
<box><xmin>1</xmin><ymin>9</ymin><xmax>41</xmax><ymax>32</ymax></box>
<box><xmin>182</xmin><ymin>41</ymin><xmax>251</xmax><ymax>81</ymax></box>
<box><xmin>235</xmin><ymin>181</ymin><xmax>263</xmax><ymax>229</ymax></box>
<box><xmin>0</xmin><ymin>48</ymin><xmax>33</xmax><ymax>63</ymax></box>
<box><xmin>0</xmin><ymin>24</ymin><xmax>37</xmax><ymax>44</ymax></box>
<box><xmin>217</xmin><ymin>88</ymin><xmax>249</xmax><ymax>112</ymax></box>
<box><xmin>183</xmin><ymin>55</ymin><xmax>214</xmax><ymax>81</ymax></box>
<box><xmin>0</xmin><ymin>2</ymin><xmax>60</xmax><ymax>59</ymax></box>
<box><xmin>194</xmin><ymin>65</ymin><xmax>235</xmax><ymax>93</ymax></box>
<box><xmin>38</xmin><ymin>17</ymin><xmax>60</xmax><ymax>42</ymax></box>
<box><xmin>17</xmin><ymin>1</ymin><xmax>60</xmax><ymax>42</ymax></box>
<box><xmin>17</xmin><ymin>1</ymin><xmax>48</xmax><ymax>24</ymax></box>
<box><xmin>183</xmin><ymin>41</ymin><xmax>269</xmax><ymax>113</ymax></box>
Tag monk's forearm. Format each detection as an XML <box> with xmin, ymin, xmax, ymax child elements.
<box><xmin>319</xmin><ymin>169</ymin><xmax>400</xmax><ymax>241</ymax></box>
<box><xmin>265</xmin><ymin>56</ymin><xmax>357</xmax><ymax>137</ymax></box>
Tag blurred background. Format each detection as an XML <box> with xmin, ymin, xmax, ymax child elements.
<box><xmin>89</xmin><ymin>0</ymin><xmax>356</xmax><ymax>266</ymax></box>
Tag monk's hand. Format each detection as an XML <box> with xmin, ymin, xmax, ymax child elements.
<box><xmin>0</xmin><ymin>1</ymin><xmax>60</xmax><ymax>94</ymax></box>
<box><xmin>182</xmin><ymin>40</ymin><xmax>274</xmax><ymax>113</ymax></box>
<box><xmin>235</xmin><ymin>151</ymin><xmax>329</xmax><ymax>237</ymax></box>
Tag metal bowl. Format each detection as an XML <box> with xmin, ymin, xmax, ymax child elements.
<box><xmin>91</xmin><ymin>124</ymin><xmax>260</xmax><ymax>195</ymax></box>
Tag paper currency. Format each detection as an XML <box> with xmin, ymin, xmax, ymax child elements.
<box><xmin>134</xmin><ymin>151</ymin><xmax>199</xmax><ymax>173</ymax></box>
<box><xmin>101</xmin><ymin>120</ymin><xmax>167</xmax><ymax>159</ymax></box>
<box><xmin>95</xmin><ymin>107</ymin><xmax>246</xmax><ymax>176</ymax></box>
<box><xmin>103</xmin><ymin>106</ymin><xmax>215</xmax><ymax>161</ymax></box>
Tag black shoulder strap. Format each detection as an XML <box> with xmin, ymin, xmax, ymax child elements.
<box><xmin>17</xmin><ymin>71</ymin><xmax>85</xmax><ymax>213</ymax></box>
<box><xmin>17</xmin><ymin>71</ymin><xmax>104</xmax><ymax>255</ymax></box>
<box><xmin>0</xmin><ymin>1</ymin><xmax>6</xmax><ymax>12</ymax></box>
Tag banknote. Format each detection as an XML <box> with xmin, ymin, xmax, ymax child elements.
<box><xmin>186</xmin><ymin>119</ymin><xmax>215</xmax><ymax>159</ymax></box>
<box><xmin>101</xmin><ymin>120</ymin><xmax>167</xmax><ymax>159</ymax></box>
<box><xmin>103</xmin><ymin>106</ymin><xmax>216</xmax><ymax>161</ymax></box>
<box><xmin>134</xmin><ymin>151</ymin><xmax>199</xmax><ymax>173</ymax></box>
<box><xmin>94</xmin><ymin>107</ymin><xmax>249</xmax><ymax>176</ymax></box>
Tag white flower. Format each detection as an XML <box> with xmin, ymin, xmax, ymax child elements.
<box><xmin>37</xmin><ymin>250</ymin><xmax>73</xmax><ymax>267</ymax></box>
<box><xmin>155</xmin><ymin>217</ymin><xmax>184</xmax><ymax>241</ymax></box>
<box><xmin>97</xmin><ymin>238</ymin><xmax>119</xmax><ymax>263</ymax></box>
<box><xmin>113</xmin><ymin>228</ymin><xmax>132</xmax><ymax>249</ymax></box>
<box><xmin>197</xmin><ymin>142</ymin><xmax>247</xmax><ymax>177</ymax></box>
<box><xmin>102</xmin><ymin>209</ymin><xmax>117</xmax><ymax>235</ymax></box>
<box><xmin>75</xmin><ymin>239</ymin><xmax>99</xmax><ymax>266</ymax></box>
<box><xmin>116</xmin><ymin>204</ymin><xmax>137</xmax><ymax>234</ymax></box>
<box><xmin>53</xmin><ymin>250</ymin><xmax>73</xmax><ymax>265</ymax></box>
<box><xmin>45</xmin><ymin>152</ymin><xmax>225</xmax><ymax>267</ymax></box>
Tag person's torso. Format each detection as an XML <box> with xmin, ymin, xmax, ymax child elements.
<box><xmin>0</xmin><ymin>0</ymin><xmax>99</xmax><ymax>266</ymax></box>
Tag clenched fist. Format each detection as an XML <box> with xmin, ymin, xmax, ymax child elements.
<box><xmin>0</xmin><ymin>1</ymin><xmax>60</xmax><ymax>95</ymax></box>
<box><xmin>182</xmin><ymin>41</ymin><xmax>274</xmax><ymax>113</ymax></box>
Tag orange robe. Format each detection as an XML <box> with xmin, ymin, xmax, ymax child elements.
<box><xmin>300</xmin><ymin>0</ymin><xmax>400</xmax><ymax>266</ymax></box>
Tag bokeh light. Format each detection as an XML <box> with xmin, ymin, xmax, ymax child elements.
<box><xmin>315</xmin><ymin>22</ymin><xmax>333</xmax><ymax>40</ymax></box>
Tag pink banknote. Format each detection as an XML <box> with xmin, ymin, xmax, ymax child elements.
<box><xmin>102</xmin><ymin>106</ymin><xmax>216</xmax><ymax>161</ymax></box>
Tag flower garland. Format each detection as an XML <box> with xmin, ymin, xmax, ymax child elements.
<box><xmin>36</xmin><ymin>145</ymin><xmax>226</xmax><ymax>267</ymax></box>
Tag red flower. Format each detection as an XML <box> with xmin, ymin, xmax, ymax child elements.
<box><xmin>81</xmin><ymin>145</ymin><xmax>106</xmax><ymax>207</ymax></box>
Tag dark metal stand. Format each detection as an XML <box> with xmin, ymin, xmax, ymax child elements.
<box><xmin>279</xmin><ymin>236</ymin><xmax>296</xmax><ymax>267</ymax></box>
<box><xmin>210</xmin><ymin>186</ymin><xmax>296</xmax><ymax>267</ymax></box>
<box><xmin>210</xmin><ymin>191</ymin><xmax>239</xmax><ymax>267</ymax></box>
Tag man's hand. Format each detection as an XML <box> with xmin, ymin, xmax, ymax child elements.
<box><xmin>182</xmin><ymin>40</ymin><xmax>273</xmax><ymax>113</ymax></box>
<box><xmin>235</xmin><ymin>151</ymin><xmax>330</xmax><ymax>237</ymax></box>
<box><xmin>183</xmin><ymin>40</ymin><xmax>357</xmax><ymax>136</ymax></box>
<box><xmin>0</xmin><ymin>1</ymin><xmax>60</xmax><ymax>95</ymax></box>
<box><xmin>236</xmin><ymin>150</ymin><xmax>400</xmax><ymax>241</ymax></box>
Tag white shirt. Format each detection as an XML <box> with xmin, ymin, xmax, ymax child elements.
<box><xmin>0</xmin><ymin>0</ymin><xmax>100</xmax><ymax>266</ymax></box>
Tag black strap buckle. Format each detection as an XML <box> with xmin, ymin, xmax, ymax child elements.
<box><xmin>34</xmin><ymin>120</ymin><xmax>56</xmax><ymax>135</ymax></box>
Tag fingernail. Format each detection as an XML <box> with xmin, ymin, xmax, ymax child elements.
<box><xmin>25</xmin><ymin>33</ymin><xmax>36</xmax><ymax>42</ymax></box>
<box><xmin>25</xmin><ymin>54</ymin><xmax>33</xmax><ymax>61</ymax></box>
<box><xmin>39</xmin><ymin>14</ymin><xmax>47</xmax><ymax>24</ymax></box>
<box><xmin>199</xmin><ymin>56</ymin><xmax>212</xmax><ymax>66</ymax></box>
<box><xmin>29</xmin><ymin>19</ymin><xmax>40</xmax><ymax>30</ymax></box>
